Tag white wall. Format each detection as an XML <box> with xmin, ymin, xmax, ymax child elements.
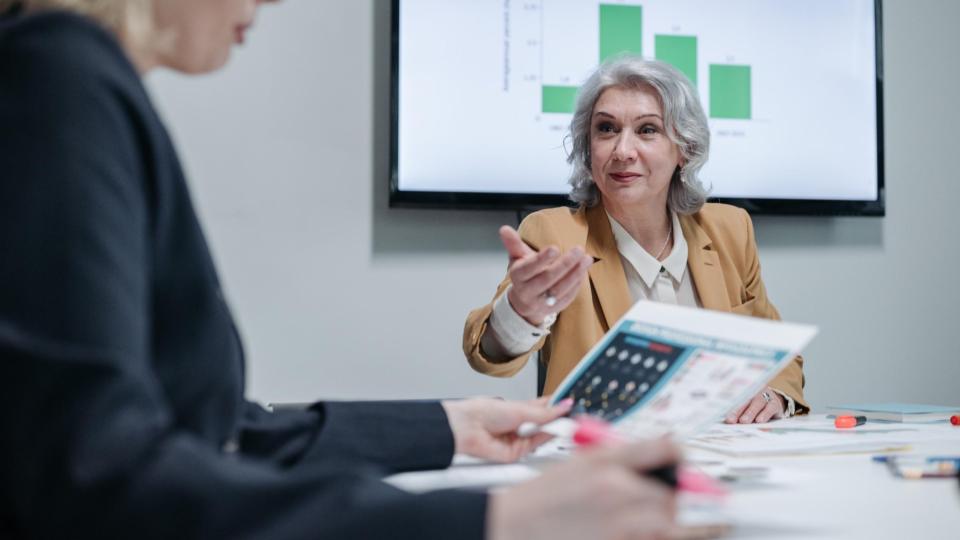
<box><xmin>148</xmin><ymin>0</ymin><xmax>960</xmax><ymax>409</ymax></box>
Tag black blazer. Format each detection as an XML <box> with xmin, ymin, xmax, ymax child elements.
<box><xmin>0</xmin><ymin>11</ymin><xmax>485</xmax><ymax>539</ymax></box>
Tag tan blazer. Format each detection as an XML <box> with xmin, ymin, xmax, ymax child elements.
<box><xmin>463</xmin><ymin>203</ymin><xmax>808</xmax><ymax>413</ymax></box>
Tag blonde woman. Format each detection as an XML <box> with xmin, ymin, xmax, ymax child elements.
<box><xmin>0</xmin><ymin>2</ymin><xmax>681</xmax><ymax>538</ymax></box>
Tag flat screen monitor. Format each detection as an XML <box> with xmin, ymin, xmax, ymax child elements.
<box><xmin>390</xmin><ymin>0</ymin><xmax>884</xmax><ymax>215</ymax></box>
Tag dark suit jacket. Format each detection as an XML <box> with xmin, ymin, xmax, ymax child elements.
<box><xmin>0</xmin><ymin>11</ymin><xmax>485</xmax><ymax>539</ymax></box>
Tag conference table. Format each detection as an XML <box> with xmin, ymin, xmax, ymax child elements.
<box><xmin>387</xmin><ymin>415</ymin><xmax>960</xmax><ymax>539</ymax></box>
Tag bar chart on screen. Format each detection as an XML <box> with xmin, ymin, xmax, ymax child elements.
<box><xmin>536</xmin><ymin>2</ymin><xmax>753</xmax><ymax>120</ymax></box>
<box><xmin>397</xmin><ymin>0</ymin><xmax>878</xmax><ymax>200</ymax></box>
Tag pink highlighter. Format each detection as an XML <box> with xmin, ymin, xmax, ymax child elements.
<box><xmin>572</xmin><ymin>416</ymin><xmax>727</xmax><ymax>497</ymax></box>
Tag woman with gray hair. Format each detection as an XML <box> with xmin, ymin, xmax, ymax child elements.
<box><xmin>465</xmin><ymin>56</ymin><xmax>806</xmax><ymax>424</ymax></box>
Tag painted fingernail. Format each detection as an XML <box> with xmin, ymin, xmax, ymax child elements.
<box><xmin>559</xmin><ymin>398</ymin><xmax>574</xmax><ymax>407</ymax></box>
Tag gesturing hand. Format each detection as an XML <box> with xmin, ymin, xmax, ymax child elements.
<box><xmin>441</xmin><ymin>397</ymin><xmax>573</xmax><ymax>463</ymax></box>
<box><xmin>500</xmin><ymin>226</ymin><xmax>593</xmax><ymax>326</ymax></box>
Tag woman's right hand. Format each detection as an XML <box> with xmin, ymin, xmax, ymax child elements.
<box><xmin>499</xmin><ymin>225</ymin><xmax>593</xmax><ymax>326</ymax></box>
<box><xmin>487</xmin><ymin>438</ymin><xmax>680</xmax><ymax>540</ymax></box>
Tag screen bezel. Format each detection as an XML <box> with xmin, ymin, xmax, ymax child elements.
<box><xmin>389</xmin><ymin>0</ymin><xmax>885</xmax><ymax>217</ymax></box>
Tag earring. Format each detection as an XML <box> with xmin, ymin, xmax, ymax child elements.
<box><xmin>672</xmin><ymin>165</ymin><xmax>685</xmax><ymax>185</ymax></box>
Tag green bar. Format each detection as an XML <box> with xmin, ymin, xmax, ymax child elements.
<box><xmin>542</xmin><ymin>85</ymin><xmax>578</xmax><ymax>114</ymax></box>
<box><xmin>599</xmin><ymin>4</ymin><xmax>642</xmax><ymax>62</ymax></box>
<box><xmin>709</xmin><ymin>64</ymin><xmax>751</xmax><ymax>119</ymax></box>
<box><xmin>655</xmin><ymin>35</ymin><xmax>697</xmax><ymax>85</ymax></box>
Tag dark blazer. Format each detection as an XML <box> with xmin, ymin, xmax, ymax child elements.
<box><xmin>0</xmin><ymin>11</ymin><xmax>485</xmax><ymax>539</ymax></box>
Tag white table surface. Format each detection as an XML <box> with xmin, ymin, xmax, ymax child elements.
<box><xmin>387</xmin><ymin>415</ymin><xmax>960</xmax><ymax>539</ymax></box>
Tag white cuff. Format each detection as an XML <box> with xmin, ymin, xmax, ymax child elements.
<box><xmin>482</xmin><ymin>286</ymin><xmax>555</xmax><ymax>358</ymax></box>
<box><xmin>771</xmin><ymin>389</ymin><xmax>796</xmax><ymax>418</ymax></box>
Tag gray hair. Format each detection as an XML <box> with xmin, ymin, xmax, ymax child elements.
<box><xmin>566</xmin><ymin>56</ymin><xmax>710</xmax><ymax>214</ymax></box>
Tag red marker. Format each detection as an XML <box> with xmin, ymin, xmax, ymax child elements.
<box><xmin>572</xmin><ymin>416</ymin><xmax>727</xmax><ymax>497</ymax></box>
<box><xmin>950</xmin><ymin>415</ymin><xmax>960</xmax><ymax>426</ymax></box>
<box><xmin>835</xmin><ymin>415</ymin><xmax>867</xmax><ymax>429</ymax></box>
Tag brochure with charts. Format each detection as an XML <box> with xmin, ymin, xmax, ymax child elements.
<box><xmin>549</xmin><ymin>301</ymin><xmax>818</xmax><ymax>441</ymax></box>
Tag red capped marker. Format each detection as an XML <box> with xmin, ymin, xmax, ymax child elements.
<box><xmin>950</xmin><ymin>415</ymin><xmax>960</xmax><ymax>426</ymax></box>
<box><xmin>835</xmin><ymin>415</ymin><xmax>866</xmax><ymax>429</ymax></box>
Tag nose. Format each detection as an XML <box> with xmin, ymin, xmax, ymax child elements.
<box><xmin>611</xmin><ymin>131</ymin><xmax>637</xmax><ymax>162</ymax></box>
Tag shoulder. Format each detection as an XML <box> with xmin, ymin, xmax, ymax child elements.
<box><xmin>0</xmin><ymin>11</ymin><xmax>139</xmax><ymax>106</ymax></box>
<box><xmin>0</xmin><ymin>10</ymin><xmax>129</xmax><ymax>64</ymax></box>
<box><xmin>0</xmin><ymin>12</ymin><xmax>156</xmax><ymax>221</ymax></box>
<box><xmin>687</xmin><ymin>202</ymin><xmax>753</xmax><ymax>242</ymax></box>
<box><xmin>1</xmin><ymin>10</ymin><xmax>150</xmax><ymax>145</ymax></box>
<box><xmin>692</xmin><ymin>202</ymin><xmax>750</xmax><ymax>227</ymax></box>
<box><xmin>517</xmin><ymin>206</ymin><xmax>588</xmax><ymax>249</ymax></box>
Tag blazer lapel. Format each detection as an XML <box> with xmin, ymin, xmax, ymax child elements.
<box><xmin>680</xmin><ymin>214</ymin><xmax>732</xmax><ymax>312</ymax></box>
<box><xmin>584</xmin><ymin>205</ymin><xmax>633</xmax><ymax>330</ymax></box>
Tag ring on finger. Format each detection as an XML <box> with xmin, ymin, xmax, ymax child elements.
<box><xmin>761</xmin><ymin>391</ymin><xmax>772</xmax><ymax>403</ymax></box>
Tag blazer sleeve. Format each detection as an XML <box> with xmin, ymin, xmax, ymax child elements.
<box><xmin>240</xmin><ymin>399</ymin><xmax>465</xmax><ymax>474</ymax></box>
<box><xmin>737</xmin><ymin>209</ymin><xmax>809</xmax><ymax>413</ymax></box>
<box><xmin>463</xmin><ymin>220</ymin><xmax>548</xmax><ymax>377</ymax></box>
<box><xmin>0</xmin><ymin>17</ymin><xmax>486</xmax><ymax>539</ymax></box>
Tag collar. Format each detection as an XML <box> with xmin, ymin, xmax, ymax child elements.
<box><xmin>607</xmin><ymin>211</ymin><xmax>688</xmax><ymax>287</ymax></box>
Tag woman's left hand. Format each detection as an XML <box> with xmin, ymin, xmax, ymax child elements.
<box><xmin>441</xmin><ymin>397</ymin><xmax>573</xmax><ymax>462</ymax></box>
<box><xmin>724</xmin><ymin>387</ymin><xmax>784</xmax><ymax>424</ymax></box>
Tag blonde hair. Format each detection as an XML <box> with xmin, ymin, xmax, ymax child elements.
<box><xmin>0</xmin><ymin>0</ymin><xmax>156</xmax><ymax>52</ymax></box>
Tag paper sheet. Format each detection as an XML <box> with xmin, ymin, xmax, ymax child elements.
<box><xmin>687</xmin><ymin>416</ymin><xmax>960</xmax><ymax>456</ymax></box>
<box><xmin>549</xmin><ymin>301</ymin><xmax>818</xmax><ymax>441</ymax></box>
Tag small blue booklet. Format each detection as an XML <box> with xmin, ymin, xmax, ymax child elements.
<box><xmin>826</xmin><ymin>403</ymin><xmax>960</xmax><ymax>423</ymax></box>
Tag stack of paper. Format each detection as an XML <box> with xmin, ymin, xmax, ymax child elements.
<box><xmin>687</xmin><ymin>416</ymin><xmax>960</xmax><ymax>457</ymax></box>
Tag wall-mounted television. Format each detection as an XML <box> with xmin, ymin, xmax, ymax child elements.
<box><xmin>389</xmin><ymin>0</ymin><xmax>884</xmax><ymax>216</ymax></box>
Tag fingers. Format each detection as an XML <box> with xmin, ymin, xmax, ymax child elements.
<box><xmin>737</xmin><ymin>394</ymin><xmax>766</xmax><ymax>424</ymax></box>
<box><xmin>596</xmin><ymin>438</ymin><xmax>681</xmax><ymax>474</ymax></box>
<box><xmin>508</xmin><ymin>249</ymin><xmax>591</xmax><ymax>322</ymax></box>
<box><xmin>754</xmin><ymin>399</ymin><xmax>780</xmax><ymax>423</ymax></box>
<box><xmin>509</xmin><ymin>245</ymin><xmax>561</xmax><ymax>283</ymax></box>
<box><xmin>614</xmin><ymin>508</ymin><xmax>674</xmax><ymax>540</ymax></box>
<box><xmin>542</xmin><ymin>255</ymin><xmax>592</xmax><ymax>308</ymax></box>
<box><xmin>755</xmin><ymin>391</ymin><xmax>784</xmax><ymax>423</ymax></box>
<box><xmin>532</xmin><ymin>395</ymin><xmax>554</xmax><ymax>405</ymax></box>
<box><xmin>724</xmin><ymin>401</ymin><xmax>749</xmax><ymax>424</ymax></box>
<box><xmin>520</xmin><ymin>247</ymin><xmax>588</xmax><ymax>294</ymax></box>
<box><xmin>515</xmin><ymin>397</ymin><xmax>574</xmax><ymax>426</ymax></box>
<box><xmin>498</xmin><ymin>225</ymin><xmax>535</xmax><ymax>262</ymax></box>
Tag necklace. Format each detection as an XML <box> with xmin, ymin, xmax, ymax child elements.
<box><xmin>653</xmin><ymin>221</ymin><xmax>673</xmax><ymax>261</ymax></box>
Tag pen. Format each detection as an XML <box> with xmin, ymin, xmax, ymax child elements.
<box><xmin>534</xmin><ymin>415</ymin><xmax>727</xmax><ymax>496</ymax></box>
<box><xmin>834</xmin><ymin>415</ymin><xmax>866</xmax><ymax>428</ymax></box>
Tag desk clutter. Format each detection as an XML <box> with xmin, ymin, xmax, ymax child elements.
<box><xmin>688</xmin><ymin>414</ymin><xmax>960</xmax><ymax>457</ymax></box>
<box><xmin>826</xmin><ymin>403</ymin><xmax>960</xmax><ymax>423</ymax></box>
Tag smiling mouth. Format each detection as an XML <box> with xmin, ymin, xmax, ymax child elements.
<box><xmin>609</xmin><ymin>172</ymin><xmax>642</xmax><ymax>182</ymax></box>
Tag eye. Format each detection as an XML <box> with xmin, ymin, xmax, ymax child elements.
<box><xmin>638</xmin><ymin>124</ymin><xmax>660</xmax><ymax>135</ymax></box>
<box><xmin>595</xmin><ymin>121</ymin><xmax>617</xmax><ymax>134</ymax></box>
